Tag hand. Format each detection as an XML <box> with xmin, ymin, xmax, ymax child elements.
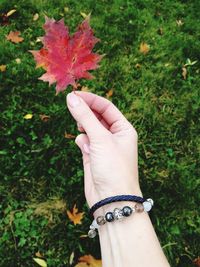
<box><xmin>66</xmin><ymin>91</ymin><xmax>142</xmax><ymax>209</ymax></box>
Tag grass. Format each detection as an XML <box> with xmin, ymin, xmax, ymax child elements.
<box><xmin>0</xmin><ymin>0</ymin><xmax>200</xmax><ymax>266</ymax></box>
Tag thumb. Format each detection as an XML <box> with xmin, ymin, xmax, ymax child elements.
<box><xmin>66</xmin><ymin>92</ymin><xmax>109</xmax><ymax>141</ymax></box>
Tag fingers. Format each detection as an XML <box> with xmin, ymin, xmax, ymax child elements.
<box><xmin>75</xmin><ymin>91</ymin><xmax>133</xmax><ymax>134</ymax></box>
<box><xmin>66</xmin><ymin>92</ymin><xmax>110</xmax><ymax>141</ymax></box>
<box><xmin>75</xmin><ymin>134</ymin><xmax>94</xmax><ymax>201</ymax></box>
<box><xmin>77</xmin><ymin>110</ymin><xmax>110</xmax><ymax>132</ymax></box>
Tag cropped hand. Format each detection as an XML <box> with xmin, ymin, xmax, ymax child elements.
<box><xmin>66</xmin><ymin>91</ymin><xmax>142</xmax><ymax>209</ymax></box>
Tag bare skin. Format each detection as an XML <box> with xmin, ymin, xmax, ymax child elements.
<box><xmin>66</xmin><ymin>91</ymin><xmax>170</xmax><ymax>267</ymax></box>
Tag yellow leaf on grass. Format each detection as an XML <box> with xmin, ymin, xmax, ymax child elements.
<box><xmin>33</xmin><ymin>258</ymin><xmax>47</xmax><ymax>267</ymax></box>
<box><xmin>33</xmin><ymin>13</ymin><xmax>39</xmax><ymax>21</ymax></box>
<box><xmin>24</xmin><ymin>114</ymin><xmax>33</xmax><ymax>120</ymax></box>
<box><xmin>6</xmin><ymin>9</ymin><xmax>17</xmax><ymax>17</ymax></box>
<box><xmin>67</xmin><ymin>204</ymin><xmax>84</xmax><ymax>225</ymax></box>
<box><xmin>139</xmin><ymin>42</ymin><xmax>150</xmax><ymax>55</ymax></box>
<box><xmin>75</xmin><ymin>255</ymin><xmax>102</xmax><ymax>267</ymax></box>
<box><xmin>0</xmin><ymin>65</ymin><xmax>6</xmax><ymax>72</ymax></box>
<box><xmin>69</xmin><ymin>251</ymin><xmax>75</xmax><ymax>265</ymax></box>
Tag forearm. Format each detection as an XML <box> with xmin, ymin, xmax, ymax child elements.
<box><xmin>95</xmin><ymin>198</ymin><xmax>170</xmax><ymax>267</ymax></box>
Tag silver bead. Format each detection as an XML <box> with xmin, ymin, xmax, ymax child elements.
<box><xmin>91</xmin><ymin>219</ymin><xmax>100</xmax><ymax>229</ymax></box>
<box><xmin>88</xmin><ymin>229</ymin><xmax>97</xmax><ymax>238</ymax></box>
<box><xmin>113</xmin><ymin>208</ymin><xmax>123</xmax><ymax>220</ymax></box>
<box><xmin>143</xmin><ymin>201</ymin><xmax>152</xmax><ymax>212</ymax></box>
<box><xmin>147</xmin><ymin>198</ymin><xmax>154</xmax><ymax>206</ymax></box>
<box><xmin>90</xmin><ymin>224</ymin><xmax>95</xmax><ymax>230</ymax></box>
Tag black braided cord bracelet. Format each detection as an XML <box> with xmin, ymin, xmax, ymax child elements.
<box><xmin>89</xmin><ymin>194</ymin><xmax>145</xmax><ymax>217</ymax></box>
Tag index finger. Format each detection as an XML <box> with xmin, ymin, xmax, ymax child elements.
<box><xmin>75</xmin><ymin>91</ymin><xmax>132</xmax><ymax>134</ymax></box>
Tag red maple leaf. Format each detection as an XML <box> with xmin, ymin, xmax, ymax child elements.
<box><xmin>30</xmin><ymin>15</ymin><xmax>103</xmax><ymax>93</ymax></box>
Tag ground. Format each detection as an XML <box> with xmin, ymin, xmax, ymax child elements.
<box><xmin>0</xmin><ymin>0</ymin><xmax>199</xmax><ymax>266</ymax></box>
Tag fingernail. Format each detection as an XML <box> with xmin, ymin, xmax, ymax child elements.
<box><xmin>67</xmin><ymin>92</ymin><xmax>80</xmax><ymax>108</ymax></box>
<box><xmin>83</xmin><ymin>143</ymin><xmax>90</xmax><ymax>154</ymax></box>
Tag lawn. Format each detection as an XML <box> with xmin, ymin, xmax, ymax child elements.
<box><xmin>0</xmin><ymin>0</ymin><xmax>200</xmax><ymax>266</ymax></box>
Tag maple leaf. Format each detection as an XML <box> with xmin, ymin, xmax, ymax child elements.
<box><xmin>67</xmin><ymin>204</ymin><xmax>84</xmax><ymax>225</ymax></box>
<box><xmin>30</xmin><ymin>15</ymin><xmax>103</xmax><ymax>94</ymax></box>
<box><xmin>75</xmin><ymin>255</ymin><xmax>102</xmax><ymax>267</ymax></box>
<box><xmin>6</xmin><ymin>31</ymin><xmax>24</xmax><ymax>43</ymax></box>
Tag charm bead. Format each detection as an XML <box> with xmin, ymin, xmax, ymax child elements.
<box><xmin>113</xmin><ymin>208</ymin><xmax>123</xmax><ymax>220</ymax></box>
<box><xmin>135</xmin><ymin>203</ymin><xmax>144</xmax><ymax>212</ymax></box>
<box><xmin>122</xmin><ymin>206</ymin><xmax>133</xmax><ymax>217</ymax></box>
<box><xmin>143</xmin><ymin>201</ymin><xmax>152</xmax><ymax>212</ymax></box>
<box><xmin>147</xmin><ymin>198</ymin><xmax>154</xmax><ymax>206</ymax></box>
<box><xmin>96</xmin><ymin>216</ymin><xmax>106</xmax><ymax>225</ymax></box>
<box><xmin>105</xmin><ymin>212</ymin><xmax>114</xmax><ymax>222</ymax></box>
<box><xmin>90</xmin><ymin>224</ymin><xmax>95</xmax><ymax>230</ymax></box>
<box><xmin>91</xmin><ymin>219</ymin><xmax>100</xmax><ymax>229</ymax></box>
<box><xmin>88</xmin><ymin>229</ymin><xmax>97</xmax><ymax>238</ymax></box>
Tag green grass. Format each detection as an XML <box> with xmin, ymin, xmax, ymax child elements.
<box><xmin>0</xmin><ymin>0</ymin><xmax>200</xmax><ymax>266</ymax></box>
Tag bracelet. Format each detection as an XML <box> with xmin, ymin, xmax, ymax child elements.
<box><xmin>89</xmin><ymin>195</ymin><xmax>146</xmax><ymax>217</ymax></box>
<box><xmin>88</xmin><ymin>198</ymin><xmax>154</xmax><ymax>238</ymax></box>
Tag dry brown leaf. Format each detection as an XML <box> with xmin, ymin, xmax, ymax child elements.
<box><xmin>35</xmin><ymin>251</ymin><xmax>44</xmax><ymax>258</ymax></box>
<box><xmin>75</xmin><ymin>255</ymin><xmax>102</xmax><ymax>267</ymax></box>
<box><xmin>139</xmin><ymin>42</ymin><xmax>150</xmax><ymax>55</ymax></box>
<box><xmin>6</xmin><ymin>31</ymin><xmax>24</xmax><ymax>43</ymax></box>
<box><xmin>39</xmin><ymin>114</ymin><xmax>50</xmax><ymax>122</ymax></box>
<box><xmin>182</xmin><ymin>67</ymin><xmax>187</xmax><ymax>80</ymax></box>
<box><xmin>64</xmin><ymin>132</ymin><xmax>76</xmax><ymax>139</ymax></box>
<box><xmin>79</xmin><ymin>234</ymin><xmax>88</xmax><ymax>238</ymax></box>
<box><xmin>193</xmin><ymin>257</ymin><xmax>200</xmax><ymax>267</ymax></box>
<box><xmin>0</xmin><ymin>65</ymin><xmax>6</xmax><ymax>72</ymax></box>
<box><xmin>67</xmin><ymin>204</ymin><xmax>84</xmax><ymax>225</ymax></box>
<box><xmin>106</xmin><ymin>89</ymin><xmax>114</xmax><ymax>98</ymax></box>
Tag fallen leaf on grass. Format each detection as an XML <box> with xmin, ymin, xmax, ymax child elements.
<box><xmin>24</xmin><ymin>114</ymin><xmax>33</xmax><ymax>119</ymax></box>
<box><xmin>64</xmin><ymin>132</ymin><xmax>76</xmax><ymax>139</ymax></box>
<box><xmin>79</xmin><ymin>234</ymin><xmax>88</xmax><ymax>238</ymax></box>
<box><xmin>39</xmin><ymin>114</ymin><xmax>50</xmax><ymax>122</ymax></box>
<box><xmin>176</xmin><ymin>19</ymin><xmax>184</xmax><ymax>26</ymax></box>
<box><xmin>75</xmin><ymin>255</ymin><xmax>102</xmax><ymax>267</ymax></box>
<box><xmin>193</xmin><ymin>257</ymin><xmax>200</xmax><ymax>267</ymax></box>
<box><xmin>182</xmin><ymin>67</ymin><xmax>187</xmax><ymax>80</ymax></box>
<box><xmin>69</xmin><ymin>251</ymin><xmax>75</xmax><ymax>265</ymax></box>
<box><xmin>15</xmin><ymin>58</ymin><xmax>21</xmax><ymax>64</ymax></box>
<box><xmin>139</xmin><ymin>42</ymin><xmax>150</xmax><ymax>55</ymax></box>
<box><xmin>67</xmin><ymin>204</ymin><xmax>84</xmax><ymax>225</ymax></box>
<box><xmin>6</xmin><ymin>9</ymin><xmax>17</xmax><ymax>17</ymax></box>
<box><xmin>35</xmin><ymin>251</ymin><xmax>44</xmax><ymax>258</ymax></box>
<box><xmin>0</xmin><ymin>65</ymin><xmax>6</xmax><ymax>72</ymax></box>
<box><xmin>33</xmin><ymin>258</ymin><xmax>47</xmax><ymax>267</ymax></box>
<box><xmin>6</xmin><ymin>31</ymin><xmax>24</xmax><ymax>43</ymax></box>
<box><xmin>106</xmin><ymin>89</ymin><xmax>114</xmax><ymax>98</ymax></box>
<box><xmin>33</xmin><ymin>13</ymin><xmax>39</xmax><ymax>21</ymax></box>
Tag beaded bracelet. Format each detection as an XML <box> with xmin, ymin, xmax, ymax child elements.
<box><xmin>88</xmin><ymin>198</ymin><xmax>154</xmax><ymax>238</ymax></box>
